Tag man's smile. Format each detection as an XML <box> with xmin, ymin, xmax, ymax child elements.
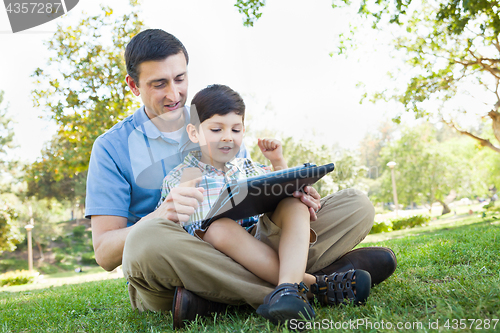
<box><xmin>165</xmin><ymin>101</ymin><xmax>181</xmax><ymax>110</ymax></box>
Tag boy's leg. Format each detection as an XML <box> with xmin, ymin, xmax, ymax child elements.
<box><xmin>255</xmin><ymin>197</ymin><xmax>317</xmax><ymax>324</ymax></box>
<box><xmin>202</xmin><ymin>218</ymin><xmax>280</xmax><ymax>285</ymax></box>
<box><xmin>268</xmin><ymin>197</ymin><xmax>315</xmax><ymax>286</ymax></box>
<box><xmin>253</xmin><ymin>188</ymin><xmax>374</xmax><ymax>275</ymax></box>
<box><xmin>122</xmin><ymin>218</ymin><xmax>275</xmax><ymax>311</ymax></box>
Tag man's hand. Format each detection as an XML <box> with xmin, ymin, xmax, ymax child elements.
<box><xmin>159</xmin><ymin>186</ymin><xmax>204</xmax><ymax>223</ymax></box>
<box><xmin>152</xmin><ymin>168</ymin><xmax>204</xmax><ymax>223</ymax></box>
<box><xmin>293</xmin><ymin>186</ymin><xmax>321</xmax><ymax>221</ymax></box>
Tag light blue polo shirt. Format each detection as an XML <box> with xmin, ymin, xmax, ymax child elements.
<box><xmin>85</xmin><ymin>106</ymin><xmax>248</xmax><ymax>226</ymax></box>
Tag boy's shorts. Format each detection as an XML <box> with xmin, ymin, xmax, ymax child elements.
<box><xmin>249</xmin><ymin>213</ymin><xmax>317</xmax><ymax>250</ymax></box>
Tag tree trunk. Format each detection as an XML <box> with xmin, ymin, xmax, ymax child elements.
<box><xmin>35</xmin><ymin>240</ymin><xmax>44</xmax><ymax>261</ymax></box>
<box><xmin>438</xmin><ymin>200</ymin><xmax>451</xmax><ymax>215</ymax></box>
<box><xmin>489</xmin><ymin>110</ymin><xmax>500</xmax><ymax>145</ymax></box>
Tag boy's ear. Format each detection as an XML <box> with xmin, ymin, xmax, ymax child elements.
<box><xmin>186</xmin><ymin>123</ymin><xmax>199</xmax><ymax>143</ymax></box>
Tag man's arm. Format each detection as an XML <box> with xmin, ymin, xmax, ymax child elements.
<box><xmin>91</xmin><ymin>186</ymin><xmax>204</xmax><ymax>271</ymax></box>
<box><xmin>91</xmin><ymin>215</ymin><xmax>129</xmax><ymax>271</ymax></box>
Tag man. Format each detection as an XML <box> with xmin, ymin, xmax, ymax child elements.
<box><xmin>86</xmin><ymin>29</ymin><xmax>397</xmax><ymax>328</ymax></box>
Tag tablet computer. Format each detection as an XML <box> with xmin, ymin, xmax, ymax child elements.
<box><xmin>200</xmin><ymin>162</ymin><xmax>335</xmax><ymax>230</ymax></box>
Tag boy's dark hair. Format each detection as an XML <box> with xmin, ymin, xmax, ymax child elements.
<box><xmin>125</xmin><ymin>29</ymin><xmax>189</xmax><ymax>84</ymax></box>
<box><xmin>190</xmin><ymin>85</ymin><xmax>245</xmax><ymax>126</ymax></box>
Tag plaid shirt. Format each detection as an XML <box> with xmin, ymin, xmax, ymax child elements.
<box><xmin>158</xmin><ymin>151</ymin><xmax>272</xmax><ymax>235</ymax></box>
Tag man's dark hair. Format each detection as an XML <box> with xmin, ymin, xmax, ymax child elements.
<box><xmin>190</xmin><ymin>85</ymin><xmax>245</xmax><ymax>126</ymax></box>
<box><xmin>125</xmin><ymin>29</ymin><xmax>189</xmax><ymax>84</ymax></box>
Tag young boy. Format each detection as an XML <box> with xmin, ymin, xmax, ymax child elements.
<box><xmin>157</xmin><ymin>84</ymin><xmax>371</xmax><ymax>325</ymax></box>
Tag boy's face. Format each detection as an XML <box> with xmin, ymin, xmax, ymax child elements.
<box><xmin>187</xmin><ymin>112</ymin><xmax>244</xmax><ymax>170</ymax></box>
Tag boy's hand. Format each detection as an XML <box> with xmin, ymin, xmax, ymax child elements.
<box><xmin>258</xmin><ymin>138</ymin><xmax>285</xmax><ymax>165</ymax></box>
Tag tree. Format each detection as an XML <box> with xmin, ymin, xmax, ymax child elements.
<box><xmin>377</xmin><ymin>123</ymin><xmax>465</xmax><ymax>214</ymax></box>
<box><xmin>388</xmin><ymin>0</ymin><xmax>500</xmax><ymax>153</ymax></box>
<box><xmin>358</xmin><ymin>120</ymin><xmax>395</xmax><ymax>179</ymax></box>
<box><xmin>0</xmin><ymin>91</ymin><xmax>15</xmax><ymax>167</ymax></box>
<box><xmin>347</xmin><ymin>0</ymin><xmax>500</xmax><ymax>153</ymax></box>
<box><xmin>0</xmin><ymin>204</ymin><xmax>21</xmax><ymax>255</ymax></box>
<box><xmin>0</xmin><ymin>92</ymin><xmax>20</xmax><ymax>253</ymax></box>
<box><xmin>25</xmin><ymin>137</ymin><xmax>87</xmax><ymax>206</ymax></box>
<box><xmin>236</xmin><ymin>1</ymin><xmax>500</xmax><ymax>153</ymax></box>
<box><xmin>25</xmin><ymin>3</ymin><xmax>143</xmax><ymax>203</ymax></box>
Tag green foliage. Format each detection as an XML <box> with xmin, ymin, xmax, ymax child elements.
<box><xmin>25</xmin><ymin>4</ymin><xmax>144</xmax><ymax>203</ymax></box>
<box><xmin>374</xmin><ymin>123</ymin><xmax>465</xmax><ymax>208</ymax></box>
<box><xmin>483</xmin><ymin>201</ymin><xmax>495</xmax><ymax>210</ymax></box>
<box><xmin>0</xmin><ymin>93</ymin><xmax>19</xmax><ymax>253</ymax></box>
<box><xmin>0</xmin><ymin>204</ymin><xmax>21</xmax><ymax>255</ymax></box>
<box><xmin>25</xmin><ymin>168</ymin><xmax>87</xmax><ymax>205</ymax></box>
<box><xmin>5</xmin><ymin>196</ymin><xmax>70</xmax><ymax>256</ymax></box>
<box><xmin>54</xmin><ymin>252</ymin><xmax>66</xmax><ymax>263</ymax></box>
<box><xmin>351</xmin><ymin>0</ymin><xmax>500</xmax><ymax>152</ymax></box>
<box><xmin>369</xmin><ymin>220</ymin><xmax>392</xmax><ymax>234</ymax></box>
<box><xmin>0</xmin><ymin>258</ymin><xmax>28</xmax><ymax>272</ymax></box>
<box><xmin>37</xmin><ymin>263</ymin><xmax>60</xmax><ymax>275</ymax></box>
<box><xmin>391</xmin><ymin>214</ymin><xmax>430</xmax><ymax>231</ymax></box>
<box><xmin>0</xmin><ymin>91</ymin><xmax>15</xmax><ymax>162</ymax></box>
<box><xmin>234</xmin><ymin>1</ymin><xmax>500</xmax><ymax>150</ymax></box>
<box><xmin>370</xmin><ymin>214</ymin><xmax>430</xmax><ymax>234</ymax></box>
<box><xmin>43</xmin><ymin>222</ymin><xmax>96</xmax><ymax>272</ymax></box>
<box><xmin>359</xmin><ymin>120</ymin><xmax>396</xmax><ymax>179</ymax></box>
<box><xmin>0</xmin><ymin>270</ymin><xmax>37</xmax><ymax>287</ymax></box>
<box><xmin>234</xmin><ymin>0</ymin><xmax>266</xmax><ymax>27</ymax></box>
<box><xmin>72</xmin><ymin>225</ymin><xmax>86</xmax><ymax>239</ymax></box>
<box><xmin>80</xmin><ymin>252</ymin><xmax>97</xmax><ymax>266</ymax></box>
<box><xmin>484</xmin><ymin>201</ymin><xmax>500</xmax><ymax>214</ymax></box>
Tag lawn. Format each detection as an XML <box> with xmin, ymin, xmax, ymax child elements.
<box><xmin>1</xmin><ymin>215</ymin><xmax>499</xmax><ymax>332</ymax></box>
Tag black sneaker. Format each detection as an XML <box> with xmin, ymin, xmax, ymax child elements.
<box><xmin>256</xmin><ymin>282</ymin><xmax>315</xmax><ymax>326</ymax></box>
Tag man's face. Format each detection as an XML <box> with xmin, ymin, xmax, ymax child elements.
<box><xmin>188</xmin><ymin>112</ymin><xmax>245</xmax><ymax>170</ymax></box>
<box><xmin>127</xmin><ymin>52</ymin><xmax>188</xmax><ymax>127</ymax></box>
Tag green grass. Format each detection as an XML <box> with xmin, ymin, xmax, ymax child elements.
<box><xmin>1</xmin><ymin>216</ymin><xmax>499</xmax><ymax>332</ymax></box>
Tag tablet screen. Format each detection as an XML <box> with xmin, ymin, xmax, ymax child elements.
<box><xmin>200</xmin><ymin>162</ymin><xmax>335</xmax><ymax>229</ymax></box>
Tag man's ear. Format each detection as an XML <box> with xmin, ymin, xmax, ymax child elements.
<box><xmin>126</xmin><ymin>75</ymin><xmax>140</xmax><ymax>96</ymax></box>
<box><xmin>186</xmin><ymin>123</ymin><xmax>200</xmax><ymax>143</ymax></box>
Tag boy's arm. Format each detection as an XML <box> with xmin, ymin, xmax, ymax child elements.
<box><xmin>257</xmin><ymin>138</ymin><xmax>288</xmax><ymax>170</ymax></box>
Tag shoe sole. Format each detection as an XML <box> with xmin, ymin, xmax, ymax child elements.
<box><xmin>172</xmin><ymin>287</ymin><xmax>184</xmax><ymax>329</ymax></box>
<box><xmin>268</xmin><ymin>296</ymin><xmax>315</xmax><ymax>323</ymax></box>
<box><xmin>256</xmin><ymin>304</ymin><xmax>279</xmax><ymax>326</ymax></box>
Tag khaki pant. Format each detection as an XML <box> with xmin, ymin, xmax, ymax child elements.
<box><xmin>122</xmin><ymin>188</ymin><xmax>374</xmax><ymax>311</ymax></box>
